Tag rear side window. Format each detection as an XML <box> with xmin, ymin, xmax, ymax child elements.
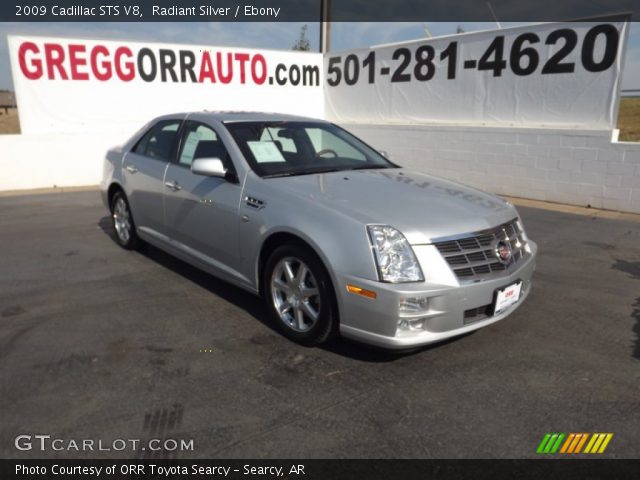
<box><xmin>133</xmin><ymin>120</ymin><xmax>181</xmax><ymax>161</ymax></box>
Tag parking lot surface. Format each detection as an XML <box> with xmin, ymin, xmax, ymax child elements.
<box><xmin>1</xmin><ymin>191</ymin><xmax>639</xmax><ymax>458</ymax></box>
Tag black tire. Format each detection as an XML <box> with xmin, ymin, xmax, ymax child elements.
<box><xmin>263</xmin><ymin>244</ymin><xmax>337</xmax><ymax>346</ymax></box>
<box><xmin>110</xmin><ymin>190</ymin><xmax>141</xmax><ymax>250</ymax></box>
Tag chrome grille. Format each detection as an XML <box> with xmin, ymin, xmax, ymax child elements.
<box><xmin>433</xmin><ymin>219</ymin><xmax>527</xmax><ymax>281</ymax></box>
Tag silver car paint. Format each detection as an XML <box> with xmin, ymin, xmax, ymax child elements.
<box><xmin>101</xmin><ymin>112</ymin><xmax>537</xmax><ymax>349</ymax></box>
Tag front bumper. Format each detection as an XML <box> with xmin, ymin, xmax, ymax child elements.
<box><xmin>337</xmin><ymin>241</ymin><xmax>537</xmax><ymax>349</ymax></box>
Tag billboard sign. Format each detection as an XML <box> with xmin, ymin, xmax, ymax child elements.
<box><xmin>8</xmin><ymin>35</ymin><xmax>324</xmax><ymax>134</ymax></box>
<box><xmin>324</xmin><ymin>21</ymin><xmax>630</xmax><ymax>129</ymax></box>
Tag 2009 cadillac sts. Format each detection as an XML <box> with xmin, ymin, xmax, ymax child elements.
<box><xmin>101</xmin><ymin>112</ymin><xmax>537</xmax><ymax>349</ymax></box>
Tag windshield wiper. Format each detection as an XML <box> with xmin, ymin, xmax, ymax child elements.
<box><xmin>346</xmin><ymin>165</ymin><xmax>392</xmax><ymax>171</ymax></box>
<box><xmin>301</xmin><ymin>168</ymin><xmax>345</xmax><ymax>175</ymax></box>
<box><xmin>262</xmin><ymin>172</ymin><xmax>299</xmax><ymax>178</ymax></box>
<box><xmin>263</xmin><ymin>168</ymin><xmax>344</xmax><ymax>178</ymax></box>
<box><xmin>262</xmin><ymin>165</ymin><xmax>393</xmax><ymax>179</ymax></box>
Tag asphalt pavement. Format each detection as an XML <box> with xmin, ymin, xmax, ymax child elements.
<box><xmin>1</xmin><ymin>190</ymin><xmax>639</xmax><ymax>458</ymax></box>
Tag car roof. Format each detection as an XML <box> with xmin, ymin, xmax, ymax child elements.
<box><xmin>163</xmin><ymin>111</ymin><xmax>327</xmax><ymax>124</ymax></box>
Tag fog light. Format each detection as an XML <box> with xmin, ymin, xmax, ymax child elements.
<box><xmin>398</xmin><ymin>318</ymin><xmax>425</xmax><ymax>331</ymax></box>
<box><xmin>399</xmin><ymin>297</ymin><xmax>429</xmax><ymax>315</ymax></box>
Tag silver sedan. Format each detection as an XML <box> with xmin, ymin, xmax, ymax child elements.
<box><xmin>101</xmin><ymin>112</ymin><xmax>537</xmax><ymax>349</ymax></box>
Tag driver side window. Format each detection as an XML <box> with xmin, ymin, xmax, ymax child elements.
<box><xmin>177</xmin><ymin>121</ymin><xmax>235</xmax><ymax>173</ymax></box>
<box><xmin>305</xmin><ymin>128</ymin><xmax>366</xmax><ymax>161</ymax></box>
<box><xmin>259</xmin><ymin>127</ymin><xmax>297</xmax><ymax>154</ymax></box>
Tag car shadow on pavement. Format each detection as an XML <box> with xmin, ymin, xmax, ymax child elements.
<box><xmin>611</xmin><ymin>259</ymin><xmax>640</xmax><ymax>360</ymax></box>
<box><xmin>632</xmin><ymin>297</ymin><xmax>640</xmax><ymax>361</ymax></box>
<box><xmin>320</xmin><ymin>332</ymin><xmax>475</xmax><ymax>362</ymax></box>
<box><xmin>98</xmin><ymin>216</ymin><xmax>469</xmax><ymax>362</ymax></box>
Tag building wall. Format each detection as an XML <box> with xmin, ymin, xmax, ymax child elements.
<box><xmin>1</xmin><ymin>125</ymin><xmax>640</xmax><ymax>214</ymax></box>
<box><xmin>347</xmin><ymin>124</ymin><xmax>640</xmax><ymax>214</ymax></box>
<box><xmin>0</xmin><ymin>132</ymin><xmax>122</xmax><ymax>191</ymax></box>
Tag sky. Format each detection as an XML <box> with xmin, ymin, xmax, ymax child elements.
<box><xmin>0</xmin><ymin>21</ymin><xmax>638</xmax><ymax>90</ymax></box>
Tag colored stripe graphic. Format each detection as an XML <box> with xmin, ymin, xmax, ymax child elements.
<box><xmin>567</xmin><ymin>433</ymin><xmax>584</xmax><ymax>453</ymax></box>
<box><xmin>574</xmin><ymin>433</ymin><xmax>589</xmax><ymax>453</ymax></box>
<box><xmin>544</xmin><ymin>433</ymin><xmax>559</xmax><ymax>453</ymax></box>
<box><xmin>584</xmin><ymin>433</ymin><xmax>614</xmax><ymax>454</ymax></box>
<box><xmin>598</xmin><ymin>433</ymin><xmax>614</xmax><ymax>453</ymax></box>
<box><xmin>560</xmin><ymin>433</ymin><xmax>575</xmax><ymax>453</ymax></box>
<box><xmin>536</xmin><ymin>434</ymin><xmax>552</xmax><ymax>454</ymax></box>
<box><xmin>539</xmin><ymin>433</ymin><xmax>614</xmax><ymax>454</ymax></box>
<box><xmin>550</xmin><ymin>433</ymin><xmax>565</xmax><ymax>453</ymax></box>
<box><xmin>536</xmin><ymin>433</ymin><xmax>565</xmax><ymax>454</ymax></box>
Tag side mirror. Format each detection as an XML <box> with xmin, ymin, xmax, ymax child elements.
<box><xmin>191</xmin><ymin>158</ymin><xmax>227</xmax><ymax>178</ymax></box>
<box><xmin>379</xmin><ymin>150</ymin><xmax>388</xmax><ymax>158</ymax></box>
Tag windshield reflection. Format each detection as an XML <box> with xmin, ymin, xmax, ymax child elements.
<box><xmin>225</xmin><ymin>121</ymin><xmax>395</xmax><ymax>178</ymax></box>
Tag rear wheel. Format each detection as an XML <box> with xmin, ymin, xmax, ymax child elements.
<box><xmin>110</xmin><ymin>191</ymin><xmax>141</xmax><ymax>250</ymax></box>
<box><xmin>264</xmin><ymin>244</ymin><xmax>337</xmax><ymax>346</ymax></box>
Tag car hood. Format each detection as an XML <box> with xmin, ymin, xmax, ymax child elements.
<box><xmin>268</xmin><ymin>168</ymin><xmax>517</xmax><ymax>244</ymax></box>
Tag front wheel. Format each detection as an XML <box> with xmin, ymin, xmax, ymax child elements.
<box><xmin>110</xmin><ymin>191</ymin><xmax>141</xmax><ymax>250</ymax></box>
<box><xmin>263</xmin><ymin>244</ymin><xmax>337</xmax><ymax>346</ymax></box>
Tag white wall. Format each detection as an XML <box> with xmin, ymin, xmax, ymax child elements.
<box><xmin>347</xmin><ymin>124</ymin><xmax>640</xmax><ymax>214</ymax></box>
<box><xmin>0</xmin><ymin>132</ymin><xmax>121</xmax><ymax>191</ymax></box>
<box><xmin>2</xmin><ymin>125</ymin><xmax>639</xmax><ymax>215</ymax></box>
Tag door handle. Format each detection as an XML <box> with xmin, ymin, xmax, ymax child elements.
<box><xmin>125</xmin><ymin>165</ymin><xmax>138</xmax><ymax>174</ymax></box>
<box><xmin>164</xmin><ymin>180</ymin><xmax>181</xmax><ymax>192</ymax></box>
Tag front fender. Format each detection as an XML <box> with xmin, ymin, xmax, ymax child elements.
<box><xmin>239</xmin><ymin>193</ymin><xmax>380</xmax><ymax>295</ymax></box>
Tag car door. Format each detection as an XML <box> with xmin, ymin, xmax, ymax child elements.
<box><xmin>123</xmin><ymin>119</ymin><xmax>182</xmax><ymax>236</ymax></box>
<box><xmin>163</xmin><ymin>120</ymin><xmax>244</xmax><ymax>280</ymax></box>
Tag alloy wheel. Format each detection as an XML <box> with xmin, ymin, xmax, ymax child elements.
<box><xmin>270</xmin><ymin>257</ymin><xmax>321</xmax><ymax>332</ymax></box>
<box><xmin>112</xmin><ymin>197</ymin><xmax>131</xmax><ymax>244</ymax></box>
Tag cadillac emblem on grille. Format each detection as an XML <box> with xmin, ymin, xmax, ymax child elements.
<box><xmin>494</xmin><ymin>240</ymin><xmax>512</xmax><ymax>265</ymax></box>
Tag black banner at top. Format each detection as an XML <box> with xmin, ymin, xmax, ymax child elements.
<box><xmin>2</xmin><ymin>0</ymin><xmax>640</xmax><ymax>22</ymax></box>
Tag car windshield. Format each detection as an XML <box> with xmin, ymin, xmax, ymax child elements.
<box><xmin>224</xmin><ymin>121</ymin><xmax>396</xmax><ymax>178</ymax></box>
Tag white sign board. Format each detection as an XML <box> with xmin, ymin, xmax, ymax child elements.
<box><xmin>8</xmin><ymin>35</ymin><xmax>324</xmax><ymax>135</ymax></box>
<box><xmin>6</xmin><ymin>21</ymin><xmax>630</xmax><ymax>134</ymax></box>
<box><xmin>324</xmin><ymin>21</ymin><xmax>629</xmax><ymax>129</ymax></box>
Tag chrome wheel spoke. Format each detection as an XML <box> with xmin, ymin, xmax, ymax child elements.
<box><xmin>278</xmin><ymin>301</ymin><xmax>292</xmax><ymax>315</ymax></box>
<box><xmin>294</xmin><ymin>307</ymin><xmax>306</xmax><ymax>330</ymax></box>
<box><xmin>300</xmin><ymin>301</ymin><xmax>319</xmax><ymax>322</ymax></box>
<box><xmin>283</xmin><ymin>261</ymin><xmax>295</xmax><ymax>283</ymax></box>
<box><xmin>274</xmin><ymin>278</ymin><xmax>291</xmax><ymax>295</ymax></box>
<box><xmin>295</xmin><ymin>265</ymin><xmax>308</xmax><ymax>288</ymax></box>
<box><xmin>300</xmin><ymin>286</ymin><xmax>318</xmax><ymax>299</ymax></box>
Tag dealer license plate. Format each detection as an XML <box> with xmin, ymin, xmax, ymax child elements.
<box><xmin>493</xmin><ymin>281</ymin><xmax>523</xmax><ymax>315</ymax></box>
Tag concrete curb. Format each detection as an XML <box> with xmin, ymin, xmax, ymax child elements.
<box><xmin>504</xmin><ymin>195</ymin><xmax>640</xmax><ymax>223</ymax></box>
<box><xmin>0</xmin><ymin>185</ymin><xmax>99</xmax><ymax>197</ymax></box>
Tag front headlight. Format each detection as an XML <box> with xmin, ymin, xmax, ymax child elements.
<box><xmin>367</xmin><ymin>225</ymin><xmax>424</xmax><ymax>283</ymax></box>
